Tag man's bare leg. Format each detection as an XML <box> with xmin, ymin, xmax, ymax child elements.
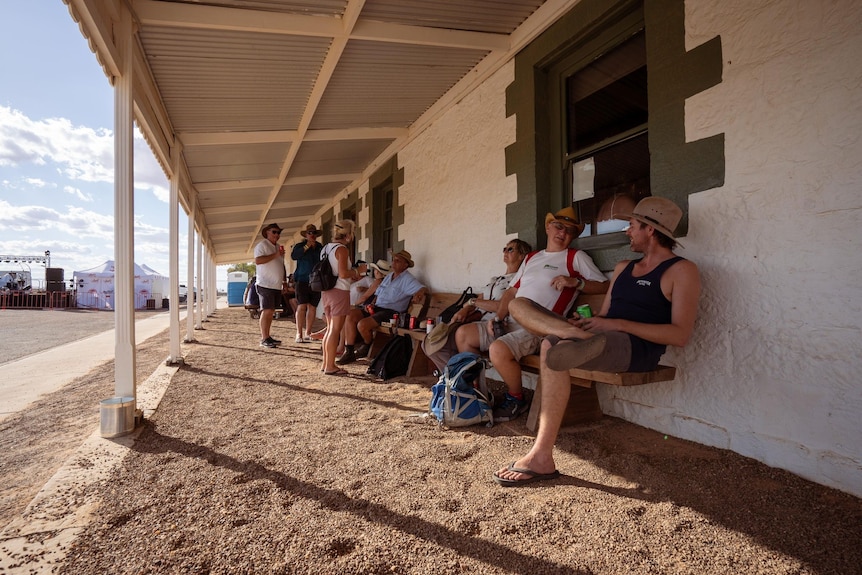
<box><xmin>259</xmin><ymin>308</ymin><xmax>274</xmax><ymax>340</ymax></box>
<box><xmin>357</xmin><ymin>316</ymin><xmax>378</xmax><ymax>345</ymax></box>
<box><xmin>509</xmin><ymin>298</ymin><xmax>591</xmax><ymax>340</ymax></box>
<box><xmin>343</xmin><ymin>308</ymin><xmax>363</xmax><ymax>345</ymax></box>
<box><xmin>488</xmin><ymin>340</ymin><xmax>524</xmax><ymax>397</ymax></box>
<box><xmin>455</xmin><ymin>322</ymin><xmax>482</xmax><ymax>353</ymax></box>
<box><xmin>295</xmin><ymin>303</ymin><xmax>309</xmax><ymax>338</ymax></box>
<box><xmin>304</xmin><ymin>305</ymin><xmax>317</xmax><ymax>338</ymax></box>
<box><xmin>495</xmin><ymin>339</ymin><xmax>569</xmax><ymax>481</ymax></box>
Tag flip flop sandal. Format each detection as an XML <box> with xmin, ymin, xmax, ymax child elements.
<box><xmin>493</xmin><ymin>462</ymin><xmax>560</xmax><ymax>487</ymax></box>
<box><xmin>324</xmin><ymin>369</ymin><xmax>349</xmax><ymax>376</ymax></box>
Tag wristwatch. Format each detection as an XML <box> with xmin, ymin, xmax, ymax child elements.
<box><xmin>465</xmin><ymin>298</ymin><xmax>477</xmax><ymax>307</ymax></box>
<box><xmin>576</xmin><ymin>277</ymin><xmax>586</xmax><ymax>291</ymax></box>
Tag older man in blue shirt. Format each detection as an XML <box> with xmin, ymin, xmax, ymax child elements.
<box><xmin>338</xmin><ymin>250</ymin><xmax>426</xmax><ymax>365</ymax></box>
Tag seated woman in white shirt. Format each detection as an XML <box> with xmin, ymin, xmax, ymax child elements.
<box><xmin>423</xmin><ymin>239</ymin><xmax>531</xmax><ymax>372</ymax></box>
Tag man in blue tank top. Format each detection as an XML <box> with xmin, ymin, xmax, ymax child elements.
<box><xmin>494</xmin><ymin>197</ymin><xmax>701</xmax><ymax>486</ymax></box>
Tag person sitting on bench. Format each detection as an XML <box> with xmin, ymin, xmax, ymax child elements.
<box><xmin>485</xmin><ymin>207</ymin><xmax>608</xmax><ymax>423</ymax></box>
<box><xmin>338</xmin><ymin>250</ymin><xmax>427</xmax><ymax>365</ymax></box>
<box><xmin>493</xmin><ymin>197</ymin><xmax>701</xmax><ymax>487</ymax></box>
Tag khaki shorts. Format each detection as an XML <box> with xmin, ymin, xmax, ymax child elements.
<box><xmin>494</xmin><ymin>327</ymin><xmax>541</xmax><ymax>361</ymax></box>
<box><xmin>475</xmin><ymin>319</ymin><xmax>520</xmax><ymax>353</ymax></box>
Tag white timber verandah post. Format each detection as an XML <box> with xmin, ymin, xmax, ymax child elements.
<box><xmin>168</xmin><ymin>139</ymin><xmax>183</xmax><ymax>364</ymax></box>
<box><xmin>195</xmin><ymin>233</ymin><xmax>203</xmax><ymax>330</ymax></box>
<box><xmin>205</xmin><ymin>254</ymin><xmax>214</xmax><ymax>317</ymax></box>
<box><xmin>209</xmin><ymin>255</ymin><xmax>216</xmax><ymax>315</ymax></box>
<box><xmin>201</xmin><ymin>246</ymin><xmax>210</xmax><ymax>320</ymax></box>
<box><xmin>113</xmin><ymin>8</ymin><xmax>136</xmax><ymax>402</ymax></box>
<box><xmin>185</xmin><ymin>198</ymin><xmax>196</xmax><ymax>343</ymax></box>
<box><xmin>211</xmin><ymin>258</ymin><xmax>217</xmax><ymax>314</ymax></box>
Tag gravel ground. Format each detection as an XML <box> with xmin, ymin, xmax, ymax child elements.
<box><xmin>18</xmin><ymin>307</ymin><xmax>856</xmax><ymax>575</ymax></box>
<box><xmin>1</xmin><ymin>307</ymin><xmax>860</xmax><ymax>574</ymax></box>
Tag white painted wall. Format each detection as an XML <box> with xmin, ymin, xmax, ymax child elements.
<box><xmin>392</xmin><ymin>62</ymin><xmax>518</xmax><ymax>291</ymax></box>
<box><xmin>598</xmin><ymin>0</ymin><xmax>862</xmax><ymax>496</ymax></box>
<box><xmin>342</xmin><ymin>0</ymin><xmax>862</xmax><ymax>497</ymax></box>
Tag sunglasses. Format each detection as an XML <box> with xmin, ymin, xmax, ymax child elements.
<box><xmin>549</xmin><ymin>221</ymin><xmax>578</xmax><ymax>235</ymax></box>
<box><xmin>270</xmin><ymin>230</ymin><xmax>281</xmax><ymax>235</ymax></box>
<box><xmin>503</xmin><ymin>247</ymin><xmax>516</xmax><ymax>253</ymax></box>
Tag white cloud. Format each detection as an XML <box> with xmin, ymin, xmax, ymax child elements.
<box><xmin>63</xmin><ymin>185</ymin><xmax>93</xmax><ymax>202</ymax></box>
<box><xmin>0</xmin><ymin>105</ymin><xmax>113</xmax><ymax>182</ymax></box>
<box><xmin>0</xmin><ymin>106</ymin><xmax>169</xmax><ymax>196</ymax></box>
<box><xmin>25</xmin><ymin>177</ymin><xmax>48</xmax><ymax>187</ymax></box>
<box><xmin>0</xmin><ymin>199</ymin><xmax>113</xmax><ymax>240</ymax></box>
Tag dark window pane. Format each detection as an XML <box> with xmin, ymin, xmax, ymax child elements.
<box><xmin>565</xmin><ymin>30</ymin><xmax>649</xmax><ymax>236</ymax></box>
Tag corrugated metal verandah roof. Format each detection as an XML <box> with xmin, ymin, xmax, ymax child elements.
<box><xmin>62</xmin><ymin>0</ymin><xmax>576</xmax><ymax>264</ymax></box>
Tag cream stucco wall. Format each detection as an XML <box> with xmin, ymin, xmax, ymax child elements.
<box><xmin>336</xmin><ymin>0</ymin><xmax>862</xmax><ymax>497</ymax></box>
<box><xmin>393</xmin><ymin>62</ymin><xmax>518</xmax><ymax>291</ymax></box>
<box><xmin>598</xmin><ymin>0</ymin><xmax>862</xmax><ymax>496</ymax></box>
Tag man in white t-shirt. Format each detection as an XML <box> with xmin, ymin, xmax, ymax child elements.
<box><xmin>488</xmin><ymin>207</ymin><xmax>608</xmax><ymax>421</ymax></box>
<box><xmin>254</xmin><ymin>223</ymin><xmax>287</xmax><ymax>348</ymax></box>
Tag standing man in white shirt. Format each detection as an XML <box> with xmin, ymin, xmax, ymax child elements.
<box><xmin>254</xmin><ymin>223</ymin><xmax>287</xmax><ymax>348</ymax></box>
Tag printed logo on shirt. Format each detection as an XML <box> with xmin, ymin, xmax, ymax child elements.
<box><xmin>636</xmin><ymin>279</ymin><xmax>651</xmax><ymax>287</ymax></box>
<box><xmin>542</xmin><ymin>265</ymin><xmax>559</xmax><ymax>270</ymax></box>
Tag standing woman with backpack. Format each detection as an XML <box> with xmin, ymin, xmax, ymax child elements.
<box><xmin>321</xmin><ymin>219</ymin><xmax>368</xmax><ymax>375</ymax></box>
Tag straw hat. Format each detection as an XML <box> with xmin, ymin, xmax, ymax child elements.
<box><xmin>300</xmin><ymin>224</ymin><xmax>321</xmax><ymax>238</ymax></box>
<box><xmin>613</xmin><ymin>197</ymin><xmax>683</xmax><ymax>244</ymax></box>
<box><xmin>424</xmin><ymin>321</ymin><xmax>460</xmax><ymax>355</ymax></box>
<box><xmin>261</xmin><ymin>223</ymin><xmax>283</xmax><ymax>238</ymax></box>
<box><xmin>368</xmin><ymin>259</ymin><xmax>392</xmax><ymax>275</ymax></box>
<box><xmin>392</xmin><ymin>250</ymin><xmax>414</xmax><ymax>268</ymax></box>
<box><xmin>544</xmin><ymin>207</ymin><xmax>585</xmax><ymax>236</ymax></box>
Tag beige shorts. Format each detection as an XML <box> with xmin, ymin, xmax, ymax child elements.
<box><xmin>494</xmin><ymin>327</ymin><xmax>541</xmax><ymax>361</ymax></box>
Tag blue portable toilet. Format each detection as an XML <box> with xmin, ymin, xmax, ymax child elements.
<box><xmin>227</xmin><ymin>271</ymin><xmax>248</xmax><ymax>306</ymax></box>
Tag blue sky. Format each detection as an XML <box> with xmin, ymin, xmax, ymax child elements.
<box><xmin>0</xmin><ymin>2</ymin><xmax>231</xmax><ymax>289</ymax></box>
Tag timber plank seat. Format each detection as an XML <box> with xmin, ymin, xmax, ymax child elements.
<box><xmin>366</xmin><ymin>290</ymin><xmax>678</xmax><ymax>427</ymax></box>
<box><xmin>367</xmin><ymin>292</ymin><xmax>463</xmax><ymax>377</ymax></box>
<box><xmin>520</xmin><ymin>294</ymin><xmax>678</xmax><ymax>431</ymax></box>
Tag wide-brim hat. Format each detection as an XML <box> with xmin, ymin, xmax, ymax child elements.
<box><xmin>544</xmin><ymin>207</ymin><xmax>585</xmax><ymax>236</ymax></box>
<box><xmin>613</xmin><ymin>197</ymin><xmax>683</xmax><ymax>246</ymax></box>
<box><xmin>424</xmin><ymin>321</ymin><xmax>461</xmax><ymax>356</ymax></box>
<box><xmin>300</xmin><ymin>224</ymin><xmax>321</xmax><ymax>238</ymax></box>
<box><xmin>392</xmin><ymin>250</ymin><xmax>414</xmax><ymax>268</ymax></box>
<box><xmin>369</xmin><ymin>259</ymin><xmax>392</xmax><ymax>275</ymax></box>
<box><xmin>261</xmin><ymin>223</ymin><xmax>283</xmax><ymax>238</ymax></box>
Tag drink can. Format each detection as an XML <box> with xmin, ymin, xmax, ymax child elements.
<box><xmin>576</xmin><ymin>304</ymin><xmax>593</xmax><ymax>318</ymax></box>
<box><xmin>392</xmin><ymin>313</ymin><xmax>399</xmax><ymax>326</ymax></box>
<box><xmin>365</xmin><ymin>304</ymin><xmax>375</xmax><ymax>315</ymax></box>
<box><xmin>409</xmin><ymin>316</ymin><xmax>417</xmax><ymax>330</ymax></box>
<box><xmin>426</xmin><ymin>318</ymin><xmax>434</xmax><ymax>334</ymax></box>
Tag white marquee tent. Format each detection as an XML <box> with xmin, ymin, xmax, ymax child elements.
<box><xmin>73</xmin><ymin>260</ymin><xmax>168</xmax><ymax>310</ymax></box>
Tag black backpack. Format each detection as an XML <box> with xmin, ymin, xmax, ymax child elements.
<box><xmin>309</xmin><ymin>245</ymin><xmax>338</xmax><ymax>292</ymax></box>
<box><xmin>366</xmin><ymin>335</ymin><xmax>413</xmax><ymax>380</ymax></box>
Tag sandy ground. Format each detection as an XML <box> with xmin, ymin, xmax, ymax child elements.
<box><xmin>1</xmin><ymin>307</ymin><xmax>861</xmax><ymax>574</ymax></box>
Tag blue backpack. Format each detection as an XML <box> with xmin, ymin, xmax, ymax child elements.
<box><xmin>429</xmin><ymin>352</ymin><xmax>494</xmax><ymax>427</ymax></box>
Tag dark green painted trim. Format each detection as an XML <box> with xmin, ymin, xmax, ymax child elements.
<box><xmin>366</xmin><ymin>155</ymin><xmax>405</xmax><ymax>261</ymax></box>
<box><xmin>645</xmin><ymin>0</ymin><xmax>724</xmax><ymax>236</ymax></box>
<box><xmin>506</xmin><ymin>0</ymin><xmax>724</xmax><ymax>252</ymax></box>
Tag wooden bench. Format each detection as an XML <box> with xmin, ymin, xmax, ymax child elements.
<box><xmin>368</xmin><ymin>291</ymin><xmax>464</xmax><ymax>377</ymax></box>
<box><xmin>519</xmin><ymin>293</ymin><xmax>677</xmax><ymax>431</ymax></box>
<box><xmin>367</xmin><ymin>291</ymin><xmax>678</xmax><ymax>425</ymax></box>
